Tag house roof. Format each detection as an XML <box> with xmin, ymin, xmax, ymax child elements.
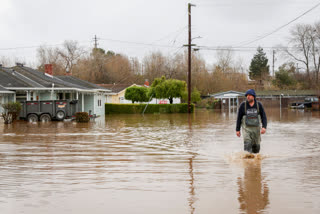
<box><xmin>256</xmin><ymin>90</ymin><xmax>318</xmax><ymax>96</ymax></box>
<box><xmin>0</xmin><ymin>85</ymin><xmax>9</xmax><ymax>91</ymax></box>
<box><xmin>210</xmin><ymin>90</ymin><xmax>245</xmax><ymax>98</ymax></box>
<box><xmin>0</xmin><ymin>84</ymin><xmax>14</xmax><ymax>94</ymax></box>
<box><xmin>98</xmin><ymin>84</ymin><xmax>135</xmax><ymax>93</ymax></box>
<box><xmin>12</xmin><ymin>66</ymin><xmax>73</xmax><ymax>88</ymax></box>
<box><xmin>9</xmin><ymin>66</ymin><xmax>108</xmax><ymax>92</ymax></box>
<box><xmin>0</xmin><ymin>65</ymin><xmax>111</xmax><ymax>93</ymax></box>
<box><xmin>57</xmin><ymin>76</ymin><xmax>109</xmax><ymax>91</ymax></box>
<box><xmin>0</xmin><ymin>67</ymin><xmax>41</xmax><ymax>88</ymax></box>
<box><xmin>210</xmin><ymin>90</ymin><xmax>319</xmax><ymax>98</ymax></box>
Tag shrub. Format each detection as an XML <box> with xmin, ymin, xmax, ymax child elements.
<box><xmin>1</xmin><ymin>113</ymin><xmax>13</xmax><ymax>124</ymax></box>
<box><xmin>1</xmin><ymin>102</ymin><xmax>22</xmax><ymax>124</ymax></box>
<box><xmin>196</xmin><ymin>98</ymin><xmax>220</xmax><ymax>109</ymax></box>
<box><xmin>105</xmin><ymin>103</ymin><xmax>194</xmax><ymax>114</ymax></box>
<box><xmin>75</xmin><ymin>112</ymin><xmax>90</xmax><ymax>122</ymax></box>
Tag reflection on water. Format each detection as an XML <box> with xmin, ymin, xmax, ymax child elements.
<box><xmin>187</xmin><ymin>114</ymin><xmax>196</xmax><ymax>214</ymax></box>
<box><xmin>0</xmin><ymin>108</ymin><xmax>319</xmax><ymax>213</ymax></box>
<box><xmin>237</xmin><ymin>159</ymin><xmax>269</xmax><ymax>214</ymax></box>
<box><xmin>188</xmin><ymin>155</ymin><xmax>196</xmax><ymax>214</ymax></box>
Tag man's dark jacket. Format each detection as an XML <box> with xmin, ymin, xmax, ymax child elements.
<box><xmin>236</xmin><ymin>100</ymin><xmax>267</xmax><ymax>131</ymax></box>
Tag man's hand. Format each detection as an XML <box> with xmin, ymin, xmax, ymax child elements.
<box><xmin>261</xmin><ymin>128</ymin><xmax>266</xmax><ymax>134</ymax></box>
<box><xmin>236</xmin><ymin>131</ymin><xmax>241</xmax><ymax>137</ymax></box>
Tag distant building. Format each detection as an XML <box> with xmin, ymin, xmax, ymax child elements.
<box><xmin>99</xmin><ymin>84</ymin><xmax>137</xmax><ymax>104</ymax></box>
<box><xmin>209</xmin><ymin>90</ymin><xmax>245</xmax><ymax>110</ymax></box>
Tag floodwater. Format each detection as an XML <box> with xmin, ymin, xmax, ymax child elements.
<box><xmin>0</xmin><ymin>108</ymin><xmax>320</xmax><ymax>214</ymax></box>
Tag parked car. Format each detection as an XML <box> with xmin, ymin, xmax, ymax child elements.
<box><xmin>291</xmin><ymin>97</ymin><xmax>319</xmax><ymax>109</ymax></box>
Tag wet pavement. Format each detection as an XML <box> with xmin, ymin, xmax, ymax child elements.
<box><xmin>0</xmin><ymin>108</ymin><xmax>319</xmax><ymax>214</ymax></box>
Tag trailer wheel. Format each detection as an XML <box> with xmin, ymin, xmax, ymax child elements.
<box><xmin>56</xmin><ymin>111</ymin><xmax>66</xmax><ymax>121</ymax></box>
<box><xmin>40</xmin><ymin>114</ymin><xmax>51</xmax><ymax>122</ymax></box>
<box><xmin>27</xmin><ymin>114</ymin><xmax>38</xmax><ymax>122</ymax></box>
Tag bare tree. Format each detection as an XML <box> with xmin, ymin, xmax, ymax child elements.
<box><xmin>284</xmin><ymin>24</ymin><xmax>313</xmax><ymax>85</ymax></box>
<box><xmin>0</xmin><ymin>56</ymin><xmax>12</xmax><ymax>67</ymax></box>
<box><xmin>312</xmin><ymin>22</ymin><xmax>320</xmax><ymax>84</ymax></box>
<box><xmin>104</xmin><ymin>54</ymin><xmax>134</xmax><ymax>84</ymax></box>
<box><xmin>37</xmin><ymin>45</ymin><xmax>65</xmax><ymax>75</ymax></box>
<box><xmin>215</xmin><ymin>49</ymin><xmax>234</xmax><ymax>73</ymax></box>
<box><xmin>143</xmin><ymin>52</ymin><xmax>167</xmax><ymax>82</ymax></box>
<box><xmin>35</xmin><ymin>40</ymin><xmax>251</xmax><ymax>94</ymax></box>
<box><xmin>57</xmin><ymin>40</ymin><xmax>85</xmax><ymax>75</ymax></box>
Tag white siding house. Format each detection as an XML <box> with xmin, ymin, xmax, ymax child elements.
<box><xmin>0</xmin><ymin>65</ymin><xmax>110</xmax><ymax>117</ymax></box>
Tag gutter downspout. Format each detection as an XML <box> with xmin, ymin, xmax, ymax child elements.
<box><xmin>82</xmin><ymin>93</ymin><xmax>84</xmax><ymax>112</ymax></box>
<box><xmin>51</xmin><ymin>83</ymin><xmax>54</xmax><ymax>100</ymax></box>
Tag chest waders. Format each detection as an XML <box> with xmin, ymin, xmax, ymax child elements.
<box><xmin>242</xmin><ymin>101</ymin><xmax>261</xmax><ymax>153</ymax></box>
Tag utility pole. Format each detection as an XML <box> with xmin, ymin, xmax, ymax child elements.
<box><xmin>272</xmin><ymin>50</ymin><xmax>275</xmax><ymax>76</ymax></box>
<box><xmin>141</xmin><ymin>63</ymin><xmax>144</xmax><ymax>75</ymax></box>
<box><xmin>94</xmin><ymin>35</ymin><xmax>98</xmax><ymax>49</ymax></box>
<box><xmin>187</xmin><ymin>3</ymin><xmax>196</xmax><ymax>113</ymax></box>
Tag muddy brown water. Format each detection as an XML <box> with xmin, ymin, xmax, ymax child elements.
<box><xmin>0</xmin><ymin>108</ymin><xmax>319</xmax><ymax>214</ymax></box>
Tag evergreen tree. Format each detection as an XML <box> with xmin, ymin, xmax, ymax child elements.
<box><xmin>249</xmin><ymin>47</ymin><xmax>270</xmax><ymax>80</ymax></box>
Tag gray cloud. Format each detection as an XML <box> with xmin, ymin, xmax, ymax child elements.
<box><xmin>0</xmin><ymin>0</ymin><xmax>319</xmax><ymax>68</ymax></box>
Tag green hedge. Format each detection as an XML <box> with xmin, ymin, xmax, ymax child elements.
<box><xmin>105</xmin><ymin>103</ymin><xmax>194</xmax><ymax>114</ymax></box>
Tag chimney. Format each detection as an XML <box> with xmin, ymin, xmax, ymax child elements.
<box><xmin>65</xmin><ymin>67</ymin><xmax>72</xmax><ymax>76</ymax></box>
<box><xmin>44</xmin><ymin>64</ymin><xmax>53</xmax><ymax>76</ymax></box>
<box><xmin>144</xmin><ymin>79</ymin><xmax>149</xmax><ymax>87</ymax></box>
<box><xmin>16</xmin><ymin>62</ymin><xmax>24</xmax><ymax>67</ymax></box>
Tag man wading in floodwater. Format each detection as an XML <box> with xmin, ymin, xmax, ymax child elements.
<box><xmin>236</xmin><ymin>89</ymin><xmax>267</xmax><ymax>153</ymax></box>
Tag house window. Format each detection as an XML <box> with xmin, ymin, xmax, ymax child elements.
<box><xmin>16</xmin><ymin>93</ymin><xmax>26</xmax><ymax>102</ymax></box>
<box><xmin>57</xmin><ymin>93</ymin><xmax>63</xmax><ymax>100</ymax></box>
<box><xmin>97</xmin><ymin>95</ymin><xmax>104</xmax><ymax>108</ymax></box>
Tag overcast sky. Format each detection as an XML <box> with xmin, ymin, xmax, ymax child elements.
<box><xmin>1</xmin><ymin>0</ymin><xmax>320</xmax><ymax>69</ymax></box>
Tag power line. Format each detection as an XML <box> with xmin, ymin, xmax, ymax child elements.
<box><xmin>150</xmin><ymin>26</ymin><xmax>188</xmax><ymax>44</ymax></box>
<box><xmin>168</xmin><ymin>45</ymin><xmax>185</xmax><ymax>57</ymax></box>
<box><xmin>197</xmin><ymin>46</ymin><xmax>298</xmax><ymax>52</ymax></box>
<box><xmin>0</xmin><ymin>40</ymin><xmax>92</xmax><ymax>51</ymax></box>
<box><xmin>195</xmin><ymin>0</ymin><xmax>318</xmax><ymax>8</ymax></box>
<box><xmin>99</xmin><ymin>37</ymin><xmax>180</xmax><ymax>48</ymax></box>
<box><xmin>232</xmin><ymin>1</ymin><xmax>320</xmax><ymax>47</ymax></box>
<box><xmin>0</xmin><ymin>43</ymin><xmax>64</xmax><ymax>51</ymax></box>
<box><xmin>198</xmin><ymin>45</ymin><xmax>298</xmax><ymax>49</ymax></box>
<box><xmin>0</xmin><ymin>37</ymin><xmax>180</xmax><ymax>52</ymax></box>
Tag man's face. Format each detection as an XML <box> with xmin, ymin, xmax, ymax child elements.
<box><xmin>246</xmin><ymin>94</ymin><xmax>254</xmax><ymax>102</ymax></box>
